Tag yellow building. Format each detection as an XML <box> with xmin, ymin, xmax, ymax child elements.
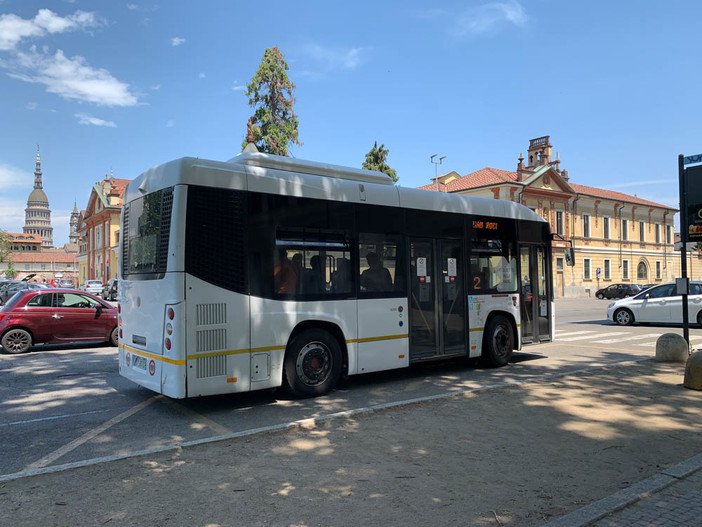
<box><xmin>421</xmin><ymin>136</ymin><xmax>702</xmax><ymax>297</ymax></box>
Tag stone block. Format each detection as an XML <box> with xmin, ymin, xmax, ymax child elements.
<box><xmin>655</xmin><ymin>333</ymin><xmax>689</xmax><ymax>362</ymax></box>
<box><xmin>684</xmin><ymin>351</ymin><xmax>702</xmax><ymax>390</ymax></box>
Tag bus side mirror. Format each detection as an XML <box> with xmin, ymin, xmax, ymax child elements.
<box><xmin>564</xmin><ymin>248</ymin><xmax>575</xmax><ymax>266</ymax></box>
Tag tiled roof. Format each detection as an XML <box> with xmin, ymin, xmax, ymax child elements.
<box><xmin>418</xmin><ymin>166</ymin><xmax>675</xmax><ymax>210</ymax></box>
<box><xmin>8</xmin><ymin>250</ymin><xmax>76</xmax><ymax>263</ymax></box>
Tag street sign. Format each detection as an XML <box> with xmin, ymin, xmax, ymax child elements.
<box><xmin>596</xmin><ymin>267</ymin><xmax>601</xmax><ymax>277</ymax></box>
<box><xmin>684</xmin><ymin>164</ymin><xmax>702</xmax><ymax>242</ymax></box>
<box><xmin>683</xmin><ymin>153</ymin><xmax>702</xmax><ymax>166</ymax></box>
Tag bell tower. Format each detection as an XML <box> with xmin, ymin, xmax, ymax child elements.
<box><xmin>527</xmin><ymin>136</ymin><xmax>552</xmax><ymax>168</ymax></box>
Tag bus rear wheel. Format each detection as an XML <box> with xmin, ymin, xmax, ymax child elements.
<box><xmin>482</xmin><ymin>315</ymin><xmax>513</xmax><ymax>368</ymax></box>
<box><xmin>283</xmin><ymin>328</ymin><xmax>342</xmax><ymax>397</ymax></box>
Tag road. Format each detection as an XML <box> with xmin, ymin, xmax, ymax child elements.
<box><xmin>1</xmin><ymin>297</ymin><xmax>699</xmax><ymax>481</ymax></box>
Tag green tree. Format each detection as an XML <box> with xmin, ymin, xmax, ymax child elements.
<box><xmin>5</xmin><ymin>260</ymin><xmax>17</xmax><ymax>279</ymax></box>
<box><xmin>242</xmin><ymin>47</ymin><xmax>302</xmax><ymax>156</ymax></box>
<box><xmin>362</xmin><ymin>141</ymin><xmax>398</xmax><ymax>184</ymax></box>
<box><xmin>0</xmin><ymin>230</ymin><xmax>10</xmax><ymax>264</ymax></box>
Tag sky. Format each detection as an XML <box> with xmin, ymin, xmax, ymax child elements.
<box><xmin>0</xmin><ymin>1</ymin><xmax>700</xmax><ymax>246</ymax></box>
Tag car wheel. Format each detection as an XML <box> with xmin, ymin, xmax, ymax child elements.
<box><xmin>697</xmin><ymin>311</ymin><xmax>702</xmax><ymax>327</ymax></box>
<box><xmin>1</xmin><ymin>328</ymin><xmax>33</xmax><ymax>354</ymax></box>
<box><xmin>482</xmin><ymin>315</ymin><xmax>514</xmax><ymax>367</ymax></box>
<box><xmin>283</xmin><ymin>328</ymin><xmax>342</xmax><ymax>397</ymax></box>
<box><xmin>596</xmin><ymin>293</ymin><xmax>604</xmax><ymax>299</ymax></box>
<box><xmin>614</xmin><ymin>308</ymin><xmax>634</xmax><ymax>326</ymax></box>
<box><xmin>109</xmin><ymin>327</ymin><xmax>118</xmax><ymax>347</ymax></box>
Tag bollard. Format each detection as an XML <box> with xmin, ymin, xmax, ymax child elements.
<box><xmin>684</xmin><ymin>351</ymin><xmax>702</xmax><ymax>390</ymax></box>
<box><xmin>654</xmin><ymin>333</ymin><xmax>689</xmax><ymax>362</ymax></box>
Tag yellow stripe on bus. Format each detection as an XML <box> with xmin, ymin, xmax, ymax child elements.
<box><xmin>119</xmin><ymin>344</ymin><xmax>186</xmax><ymax>365</ymax></box>
<box><xmin>348</xmin><ymin>334</ymin><xmax>408</xmax><ymax>344</ymax></box>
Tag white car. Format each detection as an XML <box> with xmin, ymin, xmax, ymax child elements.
<box><xmin>607</xmin><ymin>282</ymin><xmax>702</xmax><ymax>326</ymax></box>
<box><xmin>83</xmin><ymin>280</ymin><xmax>104</xmax><ymax>295</ymax></box>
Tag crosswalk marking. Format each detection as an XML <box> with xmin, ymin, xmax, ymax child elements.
<box><xmin>595</xmin><ymin>333</ymin><xmax>662</xmax><ymax>344</ymax></box>
<box><xmin>557</xmin><ymin>332</ymin><xmax>622</xmax><ymax>342</ymax></box>
<box><xmin>554</xmin><ymin>330</ymin><xmax>597</xmax><ymax>337</ymax></box>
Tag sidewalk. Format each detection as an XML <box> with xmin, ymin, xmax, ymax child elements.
<box><xmin>1</xmin><ymin>359</ymin><xmax>700</xmax><ymax>526</ymax></box>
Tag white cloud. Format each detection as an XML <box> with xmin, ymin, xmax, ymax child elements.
<box><xmin>300</xmin><ymin>44</ymin><xmax>371</xmax><ymax>73</ymax></box>
<box><xmin>0</xmin><ymin>9</ymin><xmax>101</xmax><ymax>51</ymax></box>
<box><xmin>170</xmin><ymin>37</ymin><xmax>186</xmax><ymax>46</ymax></box>
<box><xmin>75</xmin><ymin>113</ymin><xmax>117</xmax><ymax>127</ymax></box>
<box><xmin>232</xmin><ymin>83</ymin><xmax>245</xmax><ymax>91</ymax></box>
<box><xmin>7</xmin><ymin>47</ymin><xmax>138</xmax><ymax>106</ymax></box>
<box><xmin>126</xmin><ymin>4</ymin><xmax>137</xmax><ymax>10</ymax></box>
<box><xmin>451</xmin><ymin>1</ymin><xmax>528</xmax><ymax>36</ymax></box>
<box><xmin>0</xmin><ymin>197</ymin><xmax>28</xmax><ymax>234</ymax></box>
<box><xmin>0</xmin><ymin>163</ymin><xmax>32</xmax><ymax>189</ymax></box>
<box><xmin>151</xmin><ymin>84</ymin><xmax>161</xmax><ymax>90</ymax></box>
<box><xmin>608</xmin><ymin>179</ymin><xmax>675</xmax><ymax>189</ymax></box>
<box><xmin>26</xmin><ymin>101</ymin><xmax>37</xmax><ymax>110</ymax></box>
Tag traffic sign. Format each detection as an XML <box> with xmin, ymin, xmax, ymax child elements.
<box><xmin>683</xmin><ymin>153</ymin><xmax>702</xmax><ymax>166</ymax></box>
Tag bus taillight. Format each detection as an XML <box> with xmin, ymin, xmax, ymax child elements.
<box><xmin>167</xmin><ymin>308</ymin><xmax>175</xmax><ymax>320</ymax></box>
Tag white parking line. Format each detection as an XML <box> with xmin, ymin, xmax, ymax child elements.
<box><xmin>558</xmin><ymin>332</ymin><xmax>622</xmax><ymax>342</ymax></box>
<box><xmin>25</xmin><ymin>395</ymin><xmax>161</xmax><ymax>470</ymax></box>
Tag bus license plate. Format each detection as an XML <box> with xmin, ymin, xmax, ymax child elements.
<box><xmin>133</xmin><ymin>355</ymin><xmax>147</xmax><ymax>370</ymax></box>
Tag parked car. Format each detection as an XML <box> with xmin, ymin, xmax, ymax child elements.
<box><xmin>102</xmin><ymin>279</ymin><xmax>118</xmax><ymax>301</ymax></box>
<box><xmin>83</xmin><ymin>280</ymin><xmax>104</xmax><ymax>295</ymax></box>
<box><xmin>595</xmin><ymin>283</ymin><xmax>641</xmax><ymax>300</ymax></box>
<box><xmin>58</xmin><ymin>278</ymin><xmax>74</xmax><ymax>288</ymax></box>
<box><xmin>0</xmin><ymin>280</ymin><xmax>50</xmax><ymax>305</ymax></box>
<box><xmin>607</xmin><ymin>282</ymin><xmax>702</xmax><ymax>326</ymax></box>
<box><xmin>0</xmin><ymin>288</ymin><xmax>118</xmax><ymax>354</ymax></box>
<box><xmin>638</xmin><ymin>284</ymin><xmax>656</xmax><ymax>292</ymax></box>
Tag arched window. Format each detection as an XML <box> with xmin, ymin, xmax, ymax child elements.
<box><xmin>637</xmin><ymin>261</ymin><xmax>648</xmax><ymax>281</ymax></box>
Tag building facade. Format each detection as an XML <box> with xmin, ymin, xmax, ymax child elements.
<box><xmin>77</xmin><ymin>174</ymin><xmax>130</xmax><ymax>285</ymax></box>
<box><xmin>420</xmin><ymin>136</ymin><xmax>702</xmax><ymax>297</ymax></box>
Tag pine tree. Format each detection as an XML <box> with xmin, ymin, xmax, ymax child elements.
<box><xmin>362</xmin><ymin>141</ymin><xmax>398</xmax><ymax>183</ymax></box>
<box><xmin>242</xmin><ymin>47</ymin><xmax>302</xmax><ymax>156</ymax></box>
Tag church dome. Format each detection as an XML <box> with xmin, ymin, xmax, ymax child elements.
<box><xmin>28</xmin><ymin>188</ymin><xmax>49</xmax><ymax>203</ymax></box>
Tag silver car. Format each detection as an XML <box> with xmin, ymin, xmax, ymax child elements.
<box><xmin>607</xmin><ymin>282</ymin><xmax>702</xmax><ymax>326</ymax></box>
<box><xmin>83</xmin><ymin>280</ymin><xmax>104</xmax><ymax>295</ymax></box>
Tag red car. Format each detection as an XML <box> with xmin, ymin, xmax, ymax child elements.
<box><xmin>0</xmin><ymin>289</ymin><xmax>118</xmax><ymax>354</ymax></box>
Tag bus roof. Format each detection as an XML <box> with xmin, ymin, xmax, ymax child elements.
<box><xmin>125</xmin><ymin>153</ymin><xmax>546</xmax><ymax>224</ymax></box>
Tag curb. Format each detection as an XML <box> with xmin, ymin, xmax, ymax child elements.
<box><xmin>543</xmin><ymin>454</ymin><xmax>702</xmax><ymax>527</ymax></box>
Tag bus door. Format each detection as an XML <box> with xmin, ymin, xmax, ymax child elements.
<box><xmin>409</xmin><ymin>238</ymin><xmax>466</xmax><ymax>360</ymax></box>
<box><xmin>519</xmin><ymin>244</ymin><xmax>551</xmax><ymax>344</ymax></box>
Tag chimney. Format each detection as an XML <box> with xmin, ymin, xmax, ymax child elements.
<box><xmin>517</xmin><ymin>154</ymin><xmax>524</xmax><ymax>182</ymax></box>
<box><xmin>562</xmin><ymin>169</ymin><xmax>569</xmax><ymax>181</ymax></box>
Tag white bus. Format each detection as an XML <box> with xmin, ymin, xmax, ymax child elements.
<box><xmin>118</xmin><ymin>152</ymin><xmax>554</xmax><ymax>398</ymax></box>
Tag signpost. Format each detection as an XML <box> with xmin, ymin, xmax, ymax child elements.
<box><xmin>678</xmin><ymin>153</ymin><xmax>702</xmax><ymax>346</ymax></box>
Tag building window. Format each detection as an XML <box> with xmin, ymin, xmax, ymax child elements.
<box><xmin>622</xmin><ymin>259</ymin><xmax>630</xmax><ymax>280</ymax></box>
<box><xmin>639</xmin><ymin>221</ymin><xmax>645</xmax><ymax>242</ymax></box>
<box><xmin>656</xmin><ymin>261</ymin><xmax>662</xmax><ymax>279</ymax></box>
<box><xmin>556</xmin><ymin>257</ymin><xmax>564</xmax><ymax>271</ymax></box>
<box><xmin>556</xmin><ymin>210</ymin><xmax>564</xmax><ymax>236</ymax></box>
<box><xmin>666</xmin><ymin>225</ymin><xmax>672</xmax><ymax>244</ymax></box>
<box><xmin>40</xmin><ymin>264</ymin><xmax>46</xmax><ymax>271</ymax></box>
<box><xmin>655</xmin><ymin>224</ymin><xmax>661</xmax><ymax>244</ymax></box>
<box><xmin>603</xmin><ymin>217</ymin><xmax>610</xmax><ymax>239</ymax></box>
<box><xmin>637</xmin><ymin>261</ymin><xmax>647</xmax><ymax>281</ymax></box>
<box><xmin>583</xmin><ymin>258</ymin><xmax>591</xmax><ymax>280</ymax></box>
<box><xmin>622</xmin><ymin>219</ymin><xmax>629</xmax><ymax>241</ymax></box>
<box><xmin>604</xmin><ymin>258</ymin><xmax>611</xmax><ymax>280</ymax></box>
<box><xmin>583</xmin><ymin>214</ymin><xmax>590</xmax><ymax>238</ymax></box>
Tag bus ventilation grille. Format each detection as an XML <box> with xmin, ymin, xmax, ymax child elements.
<box><xmin>197</xmin><ymin>355</ymin><xmax>226</xmax><ymax>378</ymax></box>
<box><xmin>196</xmin><ymin>328</ymin><xmax>227</xmax><ymax>352</ymax></box>
<box><xmin>196</xmin><ymin>303</ymin><xmax>227</xmax><ymax>325</ymax></box>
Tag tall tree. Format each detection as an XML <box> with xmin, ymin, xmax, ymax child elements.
<box><xmin>362</xmin><ymin>141</ymin><xmax>398</xmax><ymax>184</ymax></box>
<box><xmin>0</xmin><ymin>230</ymin><xmax>10</xmax><ymax>264</ymax></box>
<box><xmin>242</xmin><ymin>47</ymin><xmax>302</xmax><ymax>156</ymax></box>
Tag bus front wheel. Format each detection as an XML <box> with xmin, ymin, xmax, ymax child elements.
<box><xmin>283</xmin><ymin>328</ymin><xmax>342</xmax><ymax>397</ymax></box>
<box><xmin>482</xmin><ymin>315</ymin><xmax>514</xmax><ymax>368</ymax></box>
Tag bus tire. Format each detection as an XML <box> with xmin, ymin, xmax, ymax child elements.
<box><xmin>283</xmin><ymin>328</ymin><xmax>342</xmax><ymax>397</ymax></box>
<box><xmin>482</xmin><ymin>315</ymin><xmax>513</xmax><ymax>368</ymax></box>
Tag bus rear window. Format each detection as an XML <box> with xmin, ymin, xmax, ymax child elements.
<box><xmin>122</xmin><ymin>188</ymin><xmax>173</xmax><ymax>278</ymax></box>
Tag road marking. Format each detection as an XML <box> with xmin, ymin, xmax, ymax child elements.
<box><xmin>554</xmin><ymin>331</ymin><xmax>597</xmax><ymax>338</ymax></box>
<box><xmin>0</xmin><ymin>409</ymin><xmax>111</xmax><ymax>428</ymax></box>
<box><xmin>595</xmin><ymin>333</ymin><xmax>662</xmax><ymax>344</ymax></box>
<box><xmin>25</xmin><ymin>395</ymin><xmax>161</xmax><ymax>470</ymax></box>
<box><xmin>161</xmin><ymin>398</ymin><xmax>233</xmax><ymax>436</ymax></box>
<box><xmin>557</xmin><ymin>332</ymin><xmax>622</xmax><ymax>342</ymax></box>
<box><xmin>0</xmin><ymin>357</ymin><xmax>653</xmax><ymax>485</ymax></box>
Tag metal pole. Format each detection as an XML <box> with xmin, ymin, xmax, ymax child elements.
<box><xmin>678</xmin><ymin>154</ymin><xmax>690</xmax><ymax>345</ymax></box>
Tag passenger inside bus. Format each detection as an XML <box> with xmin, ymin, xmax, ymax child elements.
<box><xmin>360</xmin><ymin>252</ymin><xmax>392</xmax><ymax>292</ymax></box>
<box><xmin>331</xmin><ymin>258</ymin><xmax>352</xmax><ymax>294</ymax></box>
<box><xmin>301</xmin><ymin>255</ymin><xmax>324</xmax><ymax>294</ymax></box>
<box><xmin>274</xmin><ymin>250</ymin><xmax>298</xmax><ymax>295</ymax></box>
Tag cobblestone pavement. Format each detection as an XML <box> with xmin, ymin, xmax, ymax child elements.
<box><xmin>545</xmin><ymin>455</ymin><xmax>702</xmax><ymax>527</ymax></box>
